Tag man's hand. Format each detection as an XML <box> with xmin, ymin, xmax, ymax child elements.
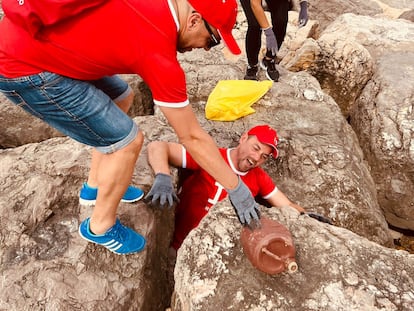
<box><xmin>228</xmin><ymin>177</ymin><xmax>260</xmax><ymax>226</ymax></box>
<box><xmin>298</xmin><ymin>0</ymin><xmax>309</xmax><ymax>27</ymax></box>
<box><xmin>145</xmin><ymin>173</ymin><xmax>178</xmax><ymax>208</ymax></box>
<box><xmin>263</xmin><ymin>27</ymin><xmax>278</xmax><ymax>56</ymax></box>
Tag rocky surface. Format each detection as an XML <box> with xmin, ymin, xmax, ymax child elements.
<box><xmin>350</xmin><ymin>52</ymin><xmax>414</xmax><ymax>231</ymax></box>
<box><xmin>172</xmin><ymin>202</ymin><xmax>414</xmax><ymax>311</ymax></box>
<box><xmin>0</xmin><ymin>0</ymin><xmax>413</xmax><ymax>310</ymax></box>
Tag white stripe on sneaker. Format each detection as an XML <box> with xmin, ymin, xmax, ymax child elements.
<box><xmin>103</xmin><ymin>239</ymin><xmax>117</xmax><ymax>247</ymax></box>
<box><xmin>103</xmin><ymin>240</ymin><xmax>123</xmax><ymax>251</ymax></box>
<box><xmin>111</xmin><ymin>244</ymin><xmax>123</xmax><ymax>251</ymax></box>
<box><xmin>108</xmin><ymin>242</ymin><xmax>120</xmax><ymax>249</ymax></box>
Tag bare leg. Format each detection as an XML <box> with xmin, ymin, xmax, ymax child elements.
<box><xmin>89</xmin><ymin>130</ymin><xmax>144</xmax><ymax>234</ymax></box>
<box><xmin>85</xmin><ymin>90</ymin><xmax>140</xmax><ymax>234</ymax></box>
<box><xmin>87</xmin><ymin>91</ymin><xmax>134</xmax><ymax>187</ymax></box>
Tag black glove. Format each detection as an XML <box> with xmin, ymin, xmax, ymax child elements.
<box><xmin>227</xmin><ymin>177</ymin><xmax>260</xmax><ymax>226</ymax></box>
<box><xmin>145</xmin><ymin>173</ymin><xmax>179</xmax><ymax>208</ymax></box>
<box><xmin>301</xmin><ymin>211</ymin><xmax>333</xmax><ymax>225</ymax></box>
<box><xmin>298</xmin><ymin>1</ymin><xmax>309</xmax><ymax>27</ymax></box>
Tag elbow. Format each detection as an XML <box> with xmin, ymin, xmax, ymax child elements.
<box><xmin>178</xmin><ymin>130</ymin><xmax>208</xmax><ymax>149</ymax></box>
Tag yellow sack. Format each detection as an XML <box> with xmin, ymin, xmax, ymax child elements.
<box><xmin>205</xmin><ymin>80</ymin><xmax>273</xmax><ymax>121</ymax></box>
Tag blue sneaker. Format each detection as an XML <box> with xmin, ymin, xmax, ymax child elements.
<box><xmin>79</xmin><ymin>218</ymin><xmax>146</xmax><ymax>254</ymax></box>
<box><xmin>79</xmin><ymin>183</ymin><xmax>144</xmax><ymax>206</ymax></box>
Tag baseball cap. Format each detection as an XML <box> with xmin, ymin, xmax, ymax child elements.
<box><xmin>248</xmin><ymin>125</ymin><xmax>279</xmax><ymax>158</ymax></box>
<box><xmin>188</xmin><ymin>0</ymin><xmax>241</xmax><ymax>55</ymax></box>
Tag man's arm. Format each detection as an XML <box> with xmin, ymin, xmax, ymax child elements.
<box><xmin>159</xmin><ymin>105</ymin><xmax>239</xmax><ymax>190</ymax></box>
<box><xmin>159</xmin><ymin>105</ymin><xmax>260</xmax><ymax>225</ymax></box>
<box><xmin>250</xmin><ymin>0</ymin><xmax>278</xmax><ymax>55</ymax></box>
<box><xmin>267</xmin><ymin>188</ymin><xmax>333</xmax><ymax>224</ymax></box>
<box><xmin>250</xmin><ymin>0</ymin><xmax>270</xmax><ymax>29</ymax></box>
<box><xmin>145</xmin><ymin>141</ymin><xmax>183</xmax><ymax>208</ymax></box>
<box><xmin>147</xmin><ymin>141</ymin><xmax>183</xmax><ymax>175</ymax></box>
<box><xmin>266</xmin><ymin>190</ymin><xmax>306</xmax><ymax>213</ymax></box>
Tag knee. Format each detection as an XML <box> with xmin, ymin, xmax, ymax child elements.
<box><xmin>131</xmin><ymin>129</ymin><xmax>144</xmax><ymax>150</ymax></box>
<box><xmin>120</xmin><ymin>130</ymin><xmax>143</xmax><ymax>160</ymax></box>
<box><xmin>118</xmin><ymin>128</ymin><xmax>144</xmax><ymax>156</ymax></box>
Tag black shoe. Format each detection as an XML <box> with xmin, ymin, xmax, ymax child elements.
<box><xmin>260</xmin><ymin>58</ymin><xmax>279</xmax><ymax>82</ymax></box>
<box><xmin>244</xmin><ymin>65</ymin><xmax>258</xmax><ymax>81</ymax></box>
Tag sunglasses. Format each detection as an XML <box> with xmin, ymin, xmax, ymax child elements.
<box><xmin>203</xmin><ymin>19</ymin><xmax>221</xmax><ymax>49</ymax></box>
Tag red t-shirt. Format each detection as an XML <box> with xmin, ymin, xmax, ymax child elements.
<box><xmin>172</xmin><ymin>147</ymin><xmax>278</xmax><ymax>249</ymax></box>
<box><xmin>0</xmin><ymin>0</ymin><xmax>188</xmax><ymax>106</ymax></box>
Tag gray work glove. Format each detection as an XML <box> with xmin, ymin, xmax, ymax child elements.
<box><xmin>298</xmin><ymin>1</ymin><xmax>309</xmax><ymax>27</ymax></box>
<box><xmin>145</xmin><ymin>173</ymin><xmax>179</xmax><ymax>208</ymax></box>
<box><xmin>227</xmin><ymin>177</ymin><xmax>260</xmax><ymax>226</ymax></box>
<box><xmin>263</xmin><ymin>27</ymin><xmax>278</xmax><ymax>56</ymax></box>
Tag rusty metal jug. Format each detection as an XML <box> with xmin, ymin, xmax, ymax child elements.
<box><xmin>240</xmin><ymin>216</ymin><xmax>298</xmax><ymax>275</ymax></box>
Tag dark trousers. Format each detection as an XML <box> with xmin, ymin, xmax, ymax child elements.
<box><xmin>240</xmin><ymin>0</ymin><xmax>290</xmax><ymax>67</ymax></box>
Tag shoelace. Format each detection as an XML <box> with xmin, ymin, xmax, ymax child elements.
<box><xmin>107</xmin><ymin>221</ymin><xmax>127</xmax><ymax>242</ymax></box>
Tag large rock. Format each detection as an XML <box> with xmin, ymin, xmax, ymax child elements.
<box><xmin>0</xmin><ymin>123</ymin><xmax>175</xmax><ymax>311</ymax></box>
<box><xmin>0</xmin><ymin>94</ymin><xmax>64</xmax><ymax>148</ymax></box>
<box><xmin>304</xmin><ymin>0</ymin><xmax>414</xmax><ymax>33</ymax></box>
<box><xmin>306</xmin><ymin>13</ymin><xmax>414</xmax><ymax>117</ymax></box>
<box><xmin>350</xmin><ymin>52</ymin><xmax>414</xmax><ymax>231</ymax></box>
<box><xmin>281</xmin><ymin>13</ymin><xmax>414</xmax><ymax>232</ymax></box>
<box><xmin>172</xmin><ymin>201</ymin><xmax>414</xmax><ymax>311</ymax></box>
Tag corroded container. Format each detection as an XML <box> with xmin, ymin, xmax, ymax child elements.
<box><xmin>241</xmin><ymin>216</ymin><xmax>297</xmax><ymax>275</ymax></box>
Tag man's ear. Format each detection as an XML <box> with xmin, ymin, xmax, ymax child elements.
<box><xmin>239</xmin><ymin>133</ymin><xmax>249</xmax><ymax>144</ymax></box>
<box><xmin>188</xmin><ymin>11</ymin><xmax>202</xmax><ymax>30</ymax></box>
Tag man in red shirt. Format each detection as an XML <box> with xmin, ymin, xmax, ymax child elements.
<box><xmin>0</xmin><ymin>0</ymin><xmax>260</xmax><ymax>255</ymax></box>
<box><xmin>146</xmin><ymin>125</ymin><xmax>306</xmax><ymax>250</ymax></box>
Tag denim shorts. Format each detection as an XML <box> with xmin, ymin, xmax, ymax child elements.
<box><xmin>0</xmin><ymin>72</ymin><xmax>138</xmax><ymax>153</ymax></box>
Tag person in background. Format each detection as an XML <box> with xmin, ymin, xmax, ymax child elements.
<box><xmin>146</xmin><ymin>125</ymin><xmax>306</xmax><ymax>251</ymax></box>
<box><xmin>0</xmin><ymin>0</ymin><xmax>260</xmax><ymax>255</ymax></box>
<box><xmin>240</xmin><ymin>0</ymin><xmax>309</xmax><ymax>81</ymax></box>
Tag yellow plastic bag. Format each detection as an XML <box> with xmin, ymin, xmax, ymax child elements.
<box><xmin>205</xmin><ymin>80</ymin><xmax>273</xmax><ymax>121</ymax></box>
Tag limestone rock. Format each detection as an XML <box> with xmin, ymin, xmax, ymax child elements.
<box><xmin>350</xmin><ymin>52</ymin><xmax>414</xmax><ymax>231</ymax></box>
<box><xmin>0</xmin><ymin>94</ymin><xmax>64</xmax><ymax>148</ymax></box>
<box><xmin>307</xmin><ymin>13</ymin><xmax>414</xmax><ymax>117</ymax></box>
<box><xmin>172</xmin><ymin>201</ymin><xmax>414</xmax><ymax>311</ymax></box>
<box><xmin>0</xmin><ymin>127</ymin><xmax>174</xmax><ymax>311</ymax></box>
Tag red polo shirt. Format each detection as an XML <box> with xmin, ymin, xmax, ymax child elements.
<box><xmin>0</xmin><ymin>0</ymin><xmax>188</xmax><ymax>106</ymax></box>
<box><xmin>172</xmin><ymin>147</ymin><xmax>278</xmax><ymax>249</ymax></box>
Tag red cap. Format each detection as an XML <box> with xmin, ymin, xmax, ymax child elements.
<box><xmin>248</xmin><ymin>125</ymin><xmax>279</xmax><ymax>158</ymax></box>
<box><xmin>188</xmin><ymin>0</ymin><xmax>241</xmax><ymax>55</ymax></box>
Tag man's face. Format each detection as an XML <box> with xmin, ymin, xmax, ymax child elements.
<box><xmin>177</xmin><ymin>12</ymin><xmax>221</xmax><ymax>53</ymax></box>
<box><xmin>234</xmin><ymin>135</ymin><xmax>273</xmax><ymax>172</ymax></box>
